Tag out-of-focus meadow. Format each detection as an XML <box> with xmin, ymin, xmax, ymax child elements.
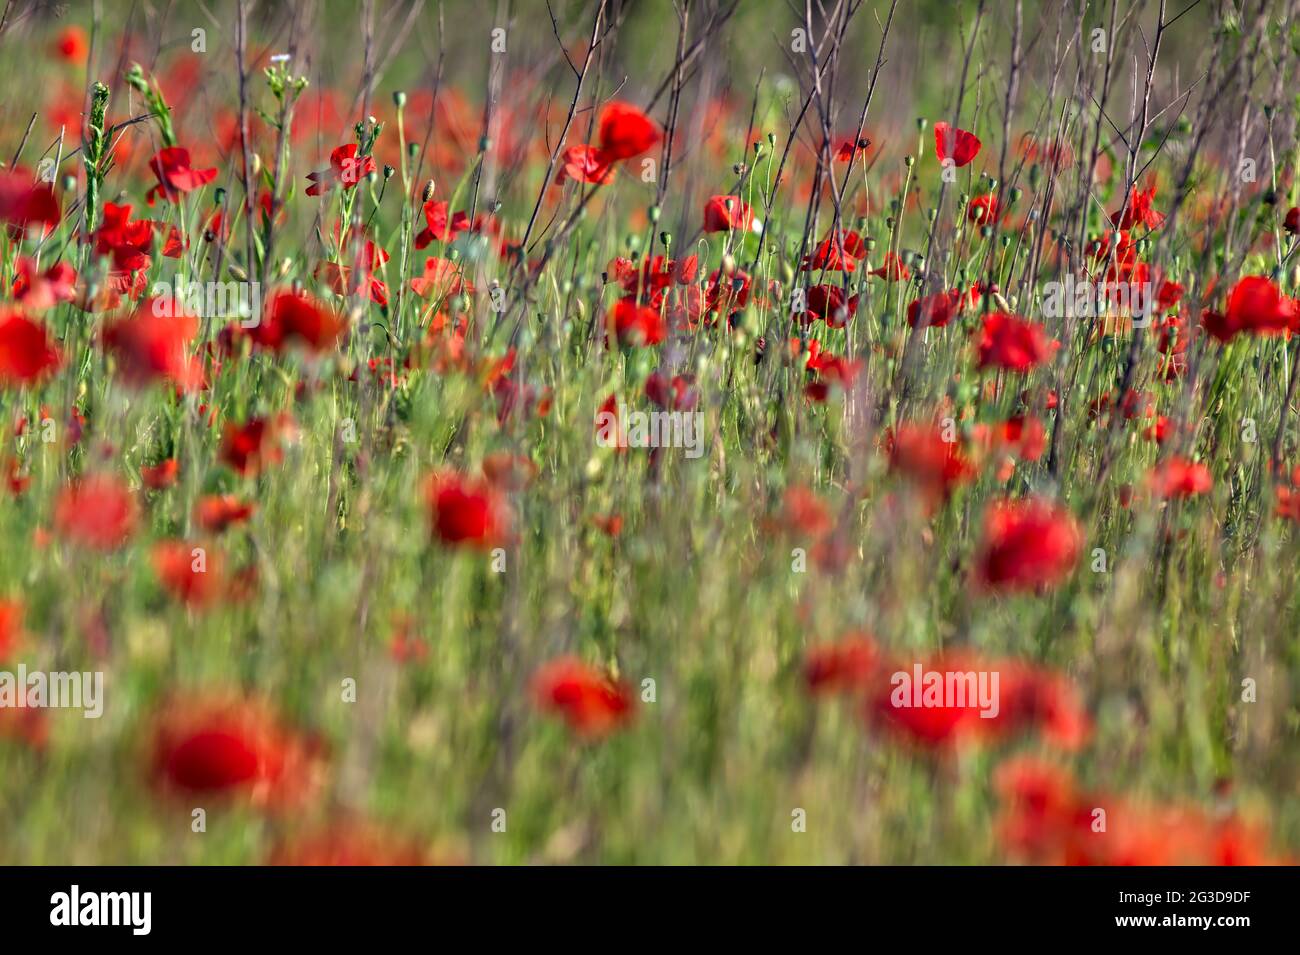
<box><xmin>0</xmin><ymin>0</ymin><xmax>1296</xmax><ymax>864</ymax></box>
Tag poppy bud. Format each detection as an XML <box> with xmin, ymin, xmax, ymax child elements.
<box><xmin>407</xmin><ymin>142</ymin><xmax>418</xmax><ymax>159</ymax></box>
<box><xmin>722</xmin><ymin>254</ymin><xmax>736</xmax><ymax>275</ymax></box>
<box><xmin>660</xmin><ymin>232</ymin><xmax>671</xmax><ymax>248</ymax></box>
<box><xmin>383</xmin><ymin>165</ymin><xmax>395</xmax><ymax>180</ymax></box>
<box><xmin>250</xmin><ymin>153</ymin><xmax>262</xmax><ymax>177</ymax></box>
<box><xmin>904</xmin><ymin>155</ymin><xmax>914</xmax><ymax>167</ymax></box>
<box><xmin>228</xmin><ymin>264</ymin><xmax>249</xmax><ymax>282</ymax></box>
<box><xmin>215</xmin><ymin>187</ymin><xmax>226</xmax><ymax>205</ymax></box>
<box><xmin>393</xmin><ymin>90</ymin><xmax>407</xmax><ymax>108</ymax></box>
<box><xmin>767</xmin><ymin>132</ymin><xmax>776</xmax><ymax>147</ymax></box>
<box><xmin>422</xmin><ymin>180</ymin><xmax>436</xmax><ymax>202</ymax></box>
<box><xmin>916</xmin><ymin>117</ymin><xmax>928</xmax><ymax>130</ymax></box>
<box><xmin>648</xmin><ymin>205</ymin><xmax>661</xmax><ymax>223</ymax></box>
<box><xmin>62</xmin><ymin>175</ymin><xmax>76</xmax><ymax>192</ymax></box>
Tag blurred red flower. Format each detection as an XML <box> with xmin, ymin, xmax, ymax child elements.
<box><xmin>887</xmin><ymin>421</ymin><xmax>977</xmax><ymax>503</ymax></box>
<box><xmin>596</xmin><ymin>101</ymin><xmax>662</xmax><ymax>161</ymax></box>
<box><xmin>152</xmin><ymin>540</ymin><xmax>224</xmax><ymax>608</ymax></box>
<box><xmin>976</xmin><ymin>313</ymin><xmax>1053</xmax><ymax>372</ymax></box>
<box><xmin>0</xmin><ymin>310</ymin><xmax>61</xmax><ymax>387</ymax></box>
<box><xmin>608</xmin><ymin>297</ymin><xmax>666</xmax><ymax>347</ymax></box>
<box><xmin>974</xmin><ymin>497</ymin><xmax>1081</xmax><ymax>593</ymax></box>
<box><xmin>703</xmin><ymin>195</ymin><xmax>754</xmax><ymax>233</ymax></box>
<box><xmin>0</xmin><ymin>169</ymin><xmax>60</xmax><ymax>236</ymax></box>
<box><xmin>220</xmin><ymin>415</ymin><xmax>289</xmax><ymax>477</ymax></box>
<box><xmin>1148</xmin><ymin>456</ymin><xmax>1212</xmax><ymax>499</ymax></box>
<box><xmin>532</xmin><ymin>656</ymin><xmax>635</xmax><ymax>738</ymax></box>
<box><xmin>195</xmin><ymin>494</ymin><xmax>257</xmax><ymax>533</ymax></box>
<box><xmin>54</xmin><ymin>474</ymin><xmax>138</xmax><ymax>551</ymax></box>
<box><xmin>102</xmin><ymin>297</ymin><xmax>203</xmax><ymax>390</ymax></box>
<box><xmin>141</xmin><ymin>459</ymin><xmax>180</xmax><ymax>490</ymax></box>
<box><xmin>251</xmin><ymin>289</ymin><xmax>347</xmax><ymax>354</ymax></box>
<box><xmin>425</xmin><ymin>471</ymin><xmax>509</xmax><ymax>548</ymax></box>
<box><xmin>150</xmin><ymin>695</ymin><xmax>324</xmax><ymax>808</ymax></box>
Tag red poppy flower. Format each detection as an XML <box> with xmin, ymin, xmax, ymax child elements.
<box><xmin>994</xmin><ymin>758</ymin><xmax>1288</xmax><ymax>865</ymax></box>
<box><xmin>532</xmin><ymin>656</ymin><xmax>636</xmax><ymax>738</ymax></box>
<box><xmin>1286</xmin><ymin>207</ymin><xmax>1300</xmax><ymax>236</ymax></box>
<box><xmin>102</xmin><ymin>297</ymin><xmax>204</xmax><ymax>390</ymax></box>
<box><xmin>975</xmin><ymin>313</ymin><xmax>1053</xmax><ymax>372</ymax></box>
<box><xmin>596</xmin><ymin>101</ymin><xmax>662</xmax><ymax>161</ymax></box>
<box><xmin>801</xmin><ymin>285</ymin><xmax>857</xmax><ymax>327</ymax></box>
<box><xmin>315</xmin><ymin>243</ymin><xmax>389</xmax><ymax>307</ymax></box>
<box><xmin>414</xmin><ymin>200</ymin><xmax>471</xmax><ymax>248</ymax></box>
<box><xmin>53</xmin><ymin>474</ymin><xmax>138</xmax><ymax>551</ymax></box>
<box><xmin>644</xmin><ymin>371</ymin><xmax>699</xmax><ymax>411</ymax></box>
<box><xmin>1148</xmin><ymin>456</ymin><xmax>1212</xmax><ymax>499</ymax></box>
<box><xmin>306</xmin><ymin>144</ymin><xmax>376</xmax><ymax>196</ymax></box>
<box><xmin>0</xmin><ymin>310</ymin><xmax>61</xmax><ymax>387</ymax></box>
<box><xmin>973</xmin><ymin>414</ymin><xmax>1047</xmax><ymax>463</ymax></box>
<box><xmin>870</xmin><ymin>252</ymin><xmax>911</xmax><ymax>281</ymax></box>
<box><xmin>804</xmin><ymin>348</ymin><xmax>862</xmax><ymax>401</ymax></box>
<box><xmin>410</xmin><ymin>257</ymin><xmax>473</xmax><ymax>299</ymax></box>
<box><xmin>1110</xmin><ymin>181</ymin><xmax>1165</xmax><ymax>231</ymax></box>
<box><xmin>53</xmin><ymin>26</ymin><xmax>88</xmax><ymax>61</ymax></box>
<box><xmin>93</xmin><ymin>202</ymin><xmax>156</xmax><ymax>274</ymax></box>
<box><xmin>974</xmin><ymin>497</ymin><xmax>1081</xmax><ymax>593</ymax></box>
<box><xmin>934</xmin><ymin>121</ymin><xmax>981</xmax><ymax>167</ymax></box>
<box><xmin>0</xmin><ymin>600</ymin><xmax>23</xmax><ymax>662</ymax></box>
<box><xmin>220</xmin><ymin>416</ymin><xmax>288</xmax><ymax>477</ymax></box>
<box><xmin>425</xmin><ymin>471</ymin><xmax>509</xmax><ymax>548</ymax></box>
<box><xmin>251</xmin><ymin>289</ymin><xmax>347</xmax><ymax>354</ymax></box>
<box><xmin>555</xmin><ymin>144</ymin><xmax>615</xmax><ymax>185</ymax></box>
<box><xmin>150</xmin><ymin>695</ymin><xmax>324</xmax><ymax>808</ymax></box>
<box><xmin>141</xmin><ymin>459</ymin><xmax>180</xmax><ymax>490</ymax></box>
<box><xmin>801</xmin><ymin>230</ymin><xmax>866</xmax><ymax>273</ymax></box>
<box><xmin>804</xmin><ymin>633</ymin><xmax>880</xmax><ymax>695</ymax></box>
<box><xmin>145</xmin><ymin>146</ymin><xmax>218</xmax><ymax>204</ymax></box>
<box><xmin>152</xmin><ymin>540</ymin><xmax>224</xmax><ymax>608</ymax></box>
<box><xmin>907</xmin><ymin>287</ymin><xmax>972</xmax><ymax>328</ymax></box>
<box><xmin>607</xmin><ymin>297</ymin><xmax>666</xmax><ymax>347</ymax></box>
<box><xmin>12</xmin><ymin>258</ymin><xmax>78</xmax><ymax>309</ymax></box>
<box><xmin>1156</xmin><ymin>279</ymin><xmax>1184</xmax><ymax>311</ymax></box>
<box><xmin>0</xmin><ymin>169</ymin><xmax>60</xmax><ymax>235</ymax></box>
<box><xmin>886</xmin><ymin>421</ymin><xmax>977</xmax><ymax>504</ymax></box>
<box><xmin>702</xmin><ymin>195</ymin><xmax>755</xmax><ymax>233</ymax></box>
<box><xmin>1219</xmin><ymin>275</ymin><xmax>1297</xmax><ymax>338</ymax></box>
<box><xmin>832</xmin><ymin>136</ymin><xmax>871</xmax><ymax>162</ymax></box>
<box><xmin>967</xmin><ymin>193</ymin><xmax>1000</xmax><ymax>224</ymax></box>
<box><xmin>195</xmin><ymin>494</ymin><xmax>257</xmax><ymax>533</ymax></box>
